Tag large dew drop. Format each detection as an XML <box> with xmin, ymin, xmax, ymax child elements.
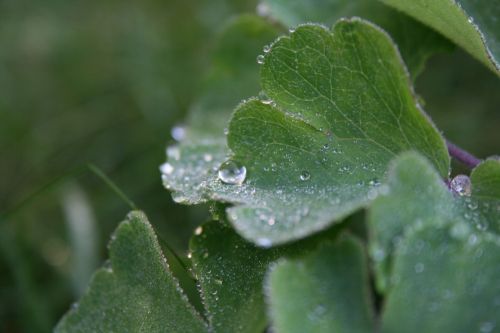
<box><xmin>218</xmin><ymin>160</ymin><xmax>247</xmax><ymax>185</ymax></box>
<box><xmin>450</xmin><ymin>174</ymin><xmax>472</xmax><ymax>196</ymax></box>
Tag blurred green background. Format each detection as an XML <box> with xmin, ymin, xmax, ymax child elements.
<box><xmin>0</xmin><ymin>0</ymin><xmax>498</xmax><ymax>332</ymax></box>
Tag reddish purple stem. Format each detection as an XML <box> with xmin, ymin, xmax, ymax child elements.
<box><xmin>447</xmin><ymin>141</ymin><xmax>481</xmax><ymax>169</ymax></box>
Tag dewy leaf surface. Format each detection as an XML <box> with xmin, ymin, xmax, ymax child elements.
<box><xmin>190</xmin><ymin>221</ymin><xmax>274</xmax><ymax>333</ymax></box>
<box><xmin>208</xmin><ymin>19</ymin><xmax>449</xmax><ymax>246</ymax></box>
<box><xmin>266</xmin><ymin>235</ymin><xmax>374</xmax><ymax>333</ymax></box>
<box><xmin>381</xmin><ymin>0</ymin><xmax>500</xmax><ymax>75</ymax></box>
<box><xmin>161</xmin><ymin>15</ymin><xmax>280</xmax><ymax>204</ymax></box>
<box><xmin>189</xmin><ymin>219</ymin><xmax>339</xmax><ymax>333</ymax></box>
<box><xmin>368</xmin><ymin>153</ymin><xmax>500</xmax><ymax>292</ymax></box>
<box><xmin>262</xmin><ymin>0</ymin><xmax>453</xmax><ymax>79</ymax></box>
<box><xmin>381</xmin><ymin>220</ymin><xmax>500</xmax><ymax>333</ymax></box>
<box><xmin>55</xmin><ymin>211</ymin><xmax>207</xmax><ymax>333</ymax></box>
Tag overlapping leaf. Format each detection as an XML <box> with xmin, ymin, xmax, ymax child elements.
<box><xmin>368</xmin><ymin>153</ymin><xmax>500</xmax><ymax>292</ymax></box>
<box><xmin>381</xmin><ymin>220</ymin><xmax>500</xmax><ymax>333</ymax></box>
<box><xmin>190</xmin><ymin>221</ymin><xmax>274</xmax><ymax>333</ymax></box>
<box><xmin>166</xmin><ymin>19</ymin><xmax>449</xmax><ymax>246</ymax></box>
<box><xmin>381</xmin><ymin>0</ymin><xmax>500</xmax><ymax>75</ymax></box>
<box><xmin>366</xmin><ymin>153</ymin><xmax>500</xmax><ymax>331</ymax></box>
<box><xmin>261</xmin><ymin>0</ymin><xmax>453</xmax><ymax>79</ymax></box>
<box><xmin>55</xmin><ymin>211</ymin><xmax>207</xmax><ymax>333</ymax></box>
<box><xmin>189</xmin><ymin>219</ymin><xmax>339</xmax><ymax>332</ymax></box>
<box><xmin>266</xmin><ymin>235</ymin><xmax>374</xmax><ymax>333</ymax></box>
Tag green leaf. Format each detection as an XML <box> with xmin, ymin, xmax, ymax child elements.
<box><xmin>161</xmin><ymin>15</ymin><xmax>280</xmax><ymax>204</ymax></box>
<box><xmin>368</xmin><ymin>153</ymin><xmax>500</xmax><ymax>292</ymax></box>
<box><xmin>471</xmin><ymin>158</ymin><xmax>500</xmax><ymax>199</ymax></box>
<box><xmin>368</xmin><ymin>152</ymin><xmax>454</xmax><ymax>292</ymax></box>
<box><xmin>380</xmin><ymin>0</ymin><xmax>500</xmax><ymax>75</ymax></box>
<box><xmin>55</xmin><ymin>211</ymin><xmax>207</xmax><ymax>333</ymax></box>
<box><xmin>205</xmin><ymin>19</ymin><xmax>448</xmax><ymax>246</ymax></box>
<box><xmin>381</xmin><ymin>221</ymin><xmax>500</xmax><ymax>333</ymax></box>
<box><xmin>266</xmin><ymin>235</ymin><xmax>374</xmax><ymax>333</ymax></box>
<box><xmin>190</xmin><ymin>220</ymin><xmax>274</xmax><ymax>333</ymax></box>
<box><xmin>261</xmin><ymin>0</ymin><xmax>453</xmax><ymax>79</ymax></box>
<box><xmin>189</xmin><ymin>219</ymin><xmax>340</xmax><ymax>333</ymax></box>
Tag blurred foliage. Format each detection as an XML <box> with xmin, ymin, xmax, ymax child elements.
<box><xmin>0</xmin><ymin>0</ymin><xmax>498</xmax><ymax>332</ymax></box>
<box><xmin>0</xmin><ymin>0</ymin><xmax>255</xmax><ymax>331</ymax></box>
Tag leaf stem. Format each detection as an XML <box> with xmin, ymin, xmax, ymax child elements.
<box><xmin>87</xmin><ymin>163</ymin><xmax>137</xmax><ymax>210</ymax></box>
<box><xmin>446</xmin><ymin>140</ymin><xmax>481</xmax><ymax>169</ymax></box>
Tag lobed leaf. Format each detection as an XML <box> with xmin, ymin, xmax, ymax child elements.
<box><xmin>368</xmin><ymin>153</ymin><xmax>500</xmax><ymax>292</ymax></box>
<box><xmin>209</xmin><ymin>19</ymin><xmax>449</xmax><ymax>246</ymax></box>
<box><xmin>381</xmin><ymin>220</ymin><xmax>500</xmax><ymax>333</ymax></box>
<box><xmin>266</xmin><ymin>235</ymin><xmax>374</xmax><ymax>333</ymax></box>
<box><xmin>262</xmin><ymin>0</ymin><xmax>453</xmax><ymax>79</ymax></box>
<box><xmin>55</xmin><ymin>211</ymin><xmax>207</xmax><ymax>333</ymax></box>
<box><xmin>381</xmin><ymin>0</ymin><xmax>500</xmax><ymax>75</ymax></box>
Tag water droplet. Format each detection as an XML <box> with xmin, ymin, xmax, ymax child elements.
<box><xmin>256</xmin><ymin>238</ymin><xmax>272</xmax><ymax>248</ymax></box>
<box><xmin>171</xmin><ymin>125</ymin><xmax>186</xmax><ymax>141</ymax></box>
<box><xmin>414</xmin><ymin>262</ymin><xmax>425</xmax><ymax>273</ymax></box>
<box><xmin>256</xmin><ymin>54</ymin><xmax>265</xmax><ymax>65</ymax></box>
<box><xmin>167</xmin><ymin>146</ymin><xmax>181</xmax><ymax>160</ymax></box>
<box><xmin>468</xmin><ymin>234</ymin><xmax>478</xmax><ymax>246</ymax></box>
<box><xmin>194</xmin><ymin>226</ymin><xmax>203</xmax><ymax>235</ymax></box>
<box><xmin>187</xmin><ymin>252</ymin><xmax>192</xmax><ymax>259</ymax></box>
<box><xmin>258</xmin><ymin>91</ymin><xmax>273</xmax><ymax>105</ymax></box>
<box><xmin>218</xmin><ymin>160</ymin><xmax>247</xmax><ymax>185</ymax></box>
<box><xmin>203</xmin><ymin>154</ymin><xmax>213</xmax><ymax>162</ymax></box>
<box><xmin>160</xmin><ymin>162</ymin><xmax>174</xmax><ymax>175</ymax></box>
<box><xmin>338</xmin><ymin>165</ymin><xmax>351</xmax><ymax>173</ymax></box>
<box><xmin>369</xmin><ymin>178</ymin><xmax>380</xmax><ymax>186</ymax></box>
<box><xmin>300</xmin><ymin>171</ymin><xmax>311</xmax><ymax>181</ymax></box>
<box><xmin>289</xmin><ymin>27</ymin><xmax>296</xmax><ymax>33</ymax></box>
<box><xmin>267</xmin><ymin>217</ymin><xmax>276</xmax><ymax>226</ymax></box>
<box><xmin>263</xmin><ymin>44</ymin><xmax>270</xmax><ymax>53</ymax></box>
<box><xmin>467</xmin><ymin>201</ymin><xmax>478</xmax><ymax>210</ymax></box>
<box><xmin>450</xmin><ymin>174</ymin><xmax>471</xmax><ymax>196</ymax></box>
<box><xmin>256</xmin><ymin>2</ymin><xmax>270</xmax><ymax>16</ymax></box>
<box><xmin>475</xmin><ymin>219</ymin><xmax>489</xmax><ymax>231</ymax></box>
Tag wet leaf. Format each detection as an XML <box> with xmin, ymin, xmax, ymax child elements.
<box><xmin>189</xmin><ymin>220</ymin><xmax>339</xmax><ymax>333</ymax></box>
<box><xmin>262</xmin><ymin>0</ymin><xmax>453</xmax><ymax>79</ymax></box>
<box><xmin>368</xmin><ymin>153</ymin><xmax>500</xmax><ymax>292</ymax></box>
<box><xmin>203</xmin><ymin>20</ymin><xmax>449</xmax><ymax>246</ymax></box>
<box><xmin>161</xmin><ymin>15</ymin><xmax>280</xmax><ymax>204</ymax></box>
<box><xmin>381</xmin><ymin>220</ymin><xmax>500</xmax><ymax>333</ymax></box>
<box><xmin>190</xmin><ymin>221</ymin><xmax>274</xmax><ymax>333</ymax></box>
<box><xmin>381</xmin><ymin>0</ymin><xmax>500</xmax><ymax>75</ymax></box>
<box><xmin>471</xmin><ymin>158</ymin><xmax>500</xmax><ymax>199</ymax></box>
<box><xmin>55</xmin><ymin>211</ymin><xmax>207</xmax><ymax>333</ymax></box>
<box><xmin>266</xmin><ymin>235</ymin><xmax>374</xmax><ymax>333</ymax></box>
